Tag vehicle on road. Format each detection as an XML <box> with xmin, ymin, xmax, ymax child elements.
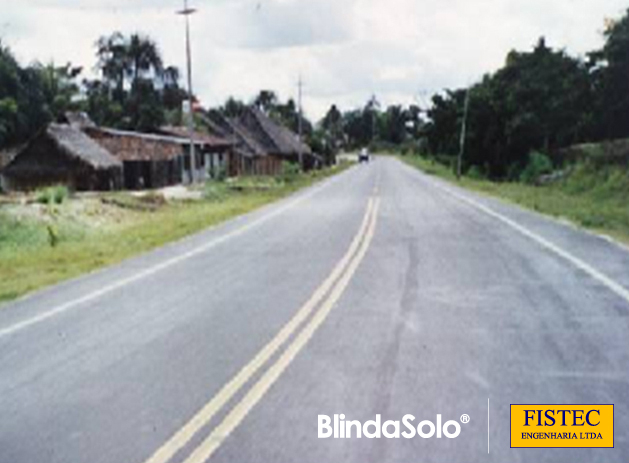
<box><xmin>359</xmin><ymin>148</ymin><xmax>370</xmax><ymax>163</ymax></box>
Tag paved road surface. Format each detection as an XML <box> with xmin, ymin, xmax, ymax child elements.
<box><xmin>1</xmin><ymin>157</ymin><xmax>628</xmax><ymax>463</ymax></box>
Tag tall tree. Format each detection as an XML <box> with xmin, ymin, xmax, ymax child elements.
<box><xmin>590</xmin><ymin>9</ymin><xmax>629</xmax><ymax>139</ymax></box>
<box><xmin>253</xmin><ymin>90</ymin><xmax>278</xmax><ymax>113</ymax></box>
<box><xmin>126</xmin><ymin>34</ymin><xmax>163</xmax><ymax>83</ymax></box>
<box><xmin>89</xmin><ymin>32</ymin><xmax>185</xmax><ymax>131</ymax></box>
<box><xmin>425</xmin><ymin>37</ymin><xmax>592</xmax><ymax>177</ymax></box>
<box><xmin>321</xmin><ymin>104</ymin><xmax>344</xmax><ymax>149</ymax></box>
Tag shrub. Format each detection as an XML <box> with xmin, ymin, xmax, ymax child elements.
<box><xmin>466</xmin><ymin>165</ymin><xmax>485</xmax><ymax>180</ymax></box>
<box><xmin>279</xmin><ymin>161</ymin><xmax>301</xmax><ymax>183</ymax></box>
<box><xmin>36</xmin><ymin>185</ymin><xmax>69</xmax><ymax>205</ymax></box>
<box><xmin>203</xmin><ymin>182</ymin><xmax>227</xmax><ymax>201</ymax></box>
<box><xmin>520</xmin><ymin>151</ymin><xmax>553</xmax><ymax>184</ymax></box>
<box><xmin>209</xmin><ymin>166</ymin><xmax>227</xmax><ymax>182</ymax></box>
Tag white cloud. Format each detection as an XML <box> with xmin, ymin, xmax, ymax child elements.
<box><xmin>0</xmin><ymin>0</ymin><xmax>627</xmax><ymax>120</ymax></box>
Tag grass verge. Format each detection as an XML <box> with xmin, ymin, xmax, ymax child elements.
<box><xmin>399</xmin><ymin>155</ymin><xmax>629</xmax><ymax>246</ymax></box>
<box><xmin>0</xmin><ymin>164</ymin><xmax>350</xmax><ymax>304</ymax></box>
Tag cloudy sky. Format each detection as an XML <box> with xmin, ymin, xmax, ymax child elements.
<box><xmin>1</xmin><ymin>0</ymin><xmax>627</xmax><ymax>120</ymax></box>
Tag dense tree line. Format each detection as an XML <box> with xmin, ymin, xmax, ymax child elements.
<box><xmin>85</xmin><ymin>32</ymin><xmax>188</xmax><ymax>131</ymax></box>
<box><xmin>0</xmin><ymin>41</ymin><xmax>82</xmax><ymax>147</ymax></box>
<box><xmin>424</xmin><ymin>9</ymin><xmax>629</xmax><ymax>179</ymax></box>
<box><xmin>318</xmin><ymin>96</ymin><xmax>423</xmax><ymax>153</ymax></box>
<box><xmin>4</xmin><ymin>8</ymin><xmax>629</xmax><ymax>169</ymax></box>
<box><xmin>0</xmin><ymin>33</ymin><xmax>188</xmax><ymax>149</ymax></box>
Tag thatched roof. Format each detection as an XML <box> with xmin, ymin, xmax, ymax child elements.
<box><xmin>44</xmin><ymin>124</ymin><xmax>121</xmax><ymax>169</ymax></box>
<box><xmin>240</xmin><ymin>107</ymin><xmax>312</xmax><ymax>156</ymax></box>
<box><xmin>0</xmin><ymin>145</ymin><xmax>23</xmax><ymax>170</ymax></box>
<box><xmin>203</xmin><ymin>107</ymin><xmax>312</xmax><ymax>159</ymax></box>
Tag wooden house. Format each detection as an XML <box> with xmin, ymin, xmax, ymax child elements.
<box><xmin>85</xmin><ymin>126</ymin><xmax>233</xmax><ymax>189</ymax></box>
<box><xmin>1</xmin><ymin>124</ymin><xmax>122</xmax><ymax>191</ymax></box>
<box><xmin>205</xmin><ymin>107</ymin><xmax>318</xmax><ymax>177</ymax></box>
<box><xmin>157</xmin><ymin>126</ymin><xmax>233</xmax><ymax>180</ymax></box>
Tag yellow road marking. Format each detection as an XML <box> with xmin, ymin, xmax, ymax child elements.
<box><xmin>143</xmin><ymin>198</ymin><xmax>376</xmax><ymax>463</ymax></box>
<box><xmin>183</xmin><ymin>198</ymin><xmax>380</xmax><ymax>463</ymax></box>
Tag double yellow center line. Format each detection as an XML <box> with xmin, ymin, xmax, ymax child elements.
<box><xmin>143</xmin><ymin>194</ymin><xmax>381</xmax><ymax>463</ymax></box>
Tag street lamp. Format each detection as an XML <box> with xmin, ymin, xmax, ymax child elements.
<box><xmin>177</xmin><ymin>0</ymin><xmax>197</xmax><ymax>184</ymax></box>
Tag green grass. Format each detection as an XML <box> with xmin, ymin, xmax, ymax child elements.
<box><xmin>0</xmin><ymin>164</ymin><xmax>350</xmax><ymax>304</ymax></box>
<box><xmin>400</xmin><ymin>155</ymin><xmax>629</xmax><ymax>245</ymax></box>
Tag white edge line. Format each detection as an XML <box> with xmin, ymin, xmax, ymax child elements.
<box><xmin>405</xmin><ymin>165</ymin><xmax>629</xmax><ymax>306</ymax></box>
<box><xmin>0</xmin><ymin>169</ymin><xmax>352</xmax><ymax>339</ymax></box>
<box><xmin>437</xmin><ymin>183</ymin><xmax>629</xmax><ymax>305</ymax></box>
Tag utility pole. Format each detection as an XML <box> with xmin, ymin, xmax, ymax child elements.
<box><xmin>457</xmin><ymin>87</ymin><xmax>470</xmax><ymax>180</ymax></box>
<box><xmin>297</xmin><ymin>75</ymin><xmax>304</xmax><ymax>170</ymax></box>
<box><xmin>371</xmin><ymin>94</ymin><xmax>376</xmax><ymax>145</ymax></box>
<box><xmin>177</xmin><ymin>0</ymin><xmax>197</xmax><ymax>184</ymax></box>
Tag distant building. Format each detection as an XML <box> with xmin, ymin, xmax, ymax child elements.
<box><xmin>1</xmin><ymin>124</ymin><xmax>122</xmax><ymax>191</ymax></box>
<box><xmin>0</xmin><ymin>108</ymin><xmax>316</xmax><ymax>192</ymax></box>
<box><xmin>85</xmin><ymin>126</ymin><xmax>232</xmax><ymax>190</ymax></box>
<box><xmin>158</xmin><ymin>126</ymin><xmax>233</xmax><ymax>180</ymax></box>
<box><xmin>206</xmin><ymin>107</ymin><xmax>318</xmax><ymax>176</ymax></box>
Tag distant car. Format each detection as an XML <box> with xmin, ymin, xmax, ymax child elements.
<box><xmin>359</xmin><ymin>148</ymin><xmax>370</xmax><ymax>163</ymax></box>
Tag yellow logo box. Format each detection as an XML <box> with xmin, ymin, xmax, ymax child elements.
<box><xmin>511</xmin><ymin>404</ymin><xmax>614</xmax><ymax>448</ymax></box>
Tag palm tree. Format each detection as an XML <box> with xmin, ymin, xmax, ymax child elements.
<box><xmin>162</xmin><ymin>66</ymin><xmax>180</xmax><ymax>88</ymax></box>
<box><xmin>126</xmin><ymin>34</ymin><xmax>163</xmax><ymax>83</ymax></box>
<box><xmin>96</xmin><ymin>32</ymin><xmax>128</xmax><ymax>101</ymax></box>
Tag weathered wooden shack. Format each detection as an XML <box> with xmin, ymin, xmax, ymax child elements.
<box><xmin>158</xmin><ymin>126</ymin><xmax>233</xmax><ymax>180</ymax></box>
<box><xmin>239</xmin><ymin>107</ymin><xmax>318</xmax><ymax>170</ymax></box>
<box><xmin>85</xmin><ymin>127</ymin><xmax>232</xmax><ymax>189</ymax></box>
<box><xmin>205</xmin><ymin>107</ymin><xmax>317</xmax><ymax>176</ymax></box>
<box><xmin>1</xmin><ymin>124</ymin><xmax>122</xmax><ymax>191</ymax></box>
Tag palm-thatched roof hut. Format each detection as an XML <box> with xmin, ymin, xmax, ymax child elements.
<box><xmin>240</xmin><ymin>107</ymin><xmax>313</xmax><ymax>160</ymax></box>
<box><xmin>1</xmin><ymin>123</ymin><xmax>122</xmax><ymax>191</ymax></box>
<box><xmin>204</xmin><ymin>107</ymin><xmax>318</xmax><ymax>176</ymax></box>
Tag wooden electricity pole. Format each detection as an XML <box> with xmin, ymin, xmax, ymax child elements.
<box><xmin>457</xmin><ymin>87</ymin><xmax>470</xmax><ymax>180</ymax></box>
<box><xmin>297</xmin><ymin>75</ymin><xmax>304</xmax><ymax>170</ymax></box>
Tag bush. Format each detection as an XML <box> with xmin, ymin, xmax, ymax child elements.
<box><xmin>36</xmin><ymin>185</ymin><xmax>69</xmax><ymax>205</ymax></box>
<box><xmin>279</xmin><ymin>161</ymin><xmax>301</xmax><ymax>183</ymax></box>
<box><xmin>520</xmin><ymin>151</ymin><xmax>553</xmax><ymax>184</ymax></box>
<box><xmin>209</xmin><ymin>166</ymin><xmax>227</xmax><ymax>182</ymax></box>
<box><xmin>466</xmin><ymin>165</ymin><xmax>485</xmax><ymax>180</ymax></box>
<box><xmin>203</xmin><ymin>182</ymin><xmax>227</xmax><ymax>201</ymax></box>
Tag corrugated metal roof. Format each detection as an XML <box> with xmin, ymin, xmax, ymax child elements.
<box><xmin>159</xmin><ymin>126</ymin><xmax>233</xmax><ymax>148</ymax></box>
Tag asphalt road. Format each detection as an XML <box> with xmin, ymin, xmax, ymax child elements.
<box><xmin>1</xmin><ymin>157</ymin><xmax>628</xmax><ymax>463</ymax></box>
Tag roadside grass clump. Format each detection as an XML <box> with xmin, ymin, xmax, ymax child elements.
<box><xmin>35</xmin><ymin>185</ymin><xmax>69</xmax><ymax>205</ymax></box>
<box><xmin>520</xmin><ymin>151</ymin><xmax>553</xmax><ymax>184</ymax></box>
<box><xmin>278</xmin><ymin>161</ymin><xmax>301</xmax><ymax>183</ymax></box>
<box><xmin>228</xmin><ymin>176</ymin><xmax>282</xmax><ymax>192</ymax></box>
<box><xmin>100</xmin><ymin>193</ymin><xmax>166</xmax><ymax>212</ymax></box>
<box><xmin>0</xmin><ymin>212</ymin><xmax>47</xmax><ymax>249</ymax></box>
<box><xmin>203</xmin><ymin>181</ymin><xmax>229</xmax><ymax>202</ymax></box>
<box><xmin>466</xmin><ymin>165</ymin><xmax>486</xmax><ymax>180</ymax></box>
